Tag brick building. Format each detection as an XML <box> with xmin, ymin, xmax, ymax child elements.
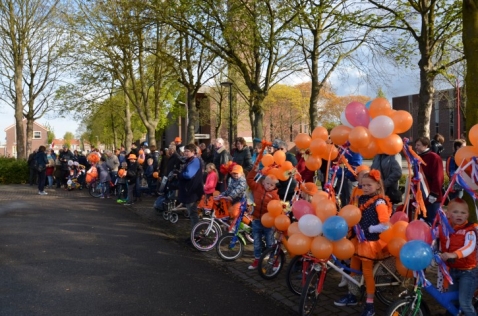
<box><xmin>4</xmin><ymin>119</ymin><xmax>49</xmax><ymax>158</ymax></box>
<box><xmin>392</xmin><ymin>88</ymin><xmax>464</xmax><ymax>158</ymax></box>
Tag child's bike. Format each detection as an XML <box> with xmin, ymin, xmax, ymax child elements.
<box><xmin>215</xmin><ymin>198</ymin><xmax>253</xmax><ymax>261</ymax></box>
<box><xmin>299</xmin><ymin>254</ymin><xmax>406</xmax><ymax>316</ymax></box>
<box><xmin>257</xmin><ymin>229</ymin><xmax>287</xmax><ymax>280</ymax></box>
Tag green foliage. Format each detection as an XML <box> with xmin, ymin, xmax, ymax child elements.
<box><xmin>0</xmin><ymin>157</ymin><xmax>29</xmax><ymax>184</ymax></box>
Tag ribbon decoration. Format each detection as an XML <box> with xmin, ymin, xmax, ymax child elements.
<box><xmin>402</xmin><ymin>139</ymin><xmax>428</xmax><ymax>219</ymax></box>
<box><xmin>433</xmin><ymin>253</ymin><xmax>454</xmax><ymax>286</ymax></box>
<box><xmin>414</xmin><ymin>270</ymin><xmax>431</xmax><ymax>287</ymax></box>
<box><xmin>353</xmin><ymin>224</ymin><xmax>366</xmax><ymax>243</ymax></box>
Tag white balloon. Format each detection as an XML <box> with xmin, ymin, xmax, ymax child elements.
<box><xmin>369</xmin><ymin>115</ymin><xmax>394</xmax><ymax>139</ymax></box>
<box><xmin>340</xmin><ymin>111</ymin><xmax>353</xmax><ymax>128</ymax></box>
<box><xmin>298</xmin><ymin>214</ymin><xmax>323</xmax><ymax>237</ymax></box>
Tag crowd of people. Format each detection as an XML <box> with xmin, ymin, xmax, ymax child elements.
<box><xmin>29</xmin><ymin>133</ymin><xmax>476</xmax><ymax>316</ymax></box>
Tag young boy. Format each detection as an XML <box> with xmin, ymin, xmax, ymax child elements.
<box><xmin>439</xmin><ymin>198</ymin><xmax>477</xmax><ymax>316</ymax></box>
<box><xmin>246</xmin><ymin>168</ymin><xmax>280</xmax><ymax>270</ymax></box>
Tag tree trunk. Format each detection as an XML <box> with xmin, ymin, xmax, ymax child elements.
<box><xmin>124</xmin><ymin>95</ymin><xmax>133</xmax><ymax>153</ymax></box>
<box><xmin>309</xmin><ymin>29</ymin><xmax>320</xmax><ymax>131</ymax></box>
<box><xmin>251</xmin><ymin>92</ymin><xmax>266</xmax><ymax>139</ymax></box>
<box><xmin>417</xmin><ymin>41</ymin><xmax>435</xmax><ymax>138</ymax></box>
<box><xmin>14</xmin><ymin>62</ymin><xmax>25</xmax><ymax>159</ymax></box>
<box><xmin>463</xmin><ymin>0</ymin><xmax>478</xmax><ymax>132</ymax></box>
<box><xmin>25</xmin><ymin>118</ymin><xmax>34</xmax><ymax>156</ymax></box>
<box><xmin>187</xmin><ymin>89</ymin><xmax>197</xmax><ymax>145</ymax></box>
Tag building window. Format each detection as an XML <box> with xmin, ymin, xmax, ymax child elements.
<box><xmin>33</xmin><ymin>131</ymin><xmax>41</xmax><ymax>139</ymax></box>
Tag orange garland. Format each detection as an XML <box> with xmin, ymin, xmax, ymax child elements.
<box><xmin>359</xmin><ymin>194</ymin><xmax>392</xmax><ymax>213</ymax></box>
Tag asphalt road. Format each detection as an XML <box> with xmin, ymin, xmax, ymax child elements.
<box><xmin>0</xmin><ymin>185</ymin><xmax>294</xmax><ymax>316</ymax></box>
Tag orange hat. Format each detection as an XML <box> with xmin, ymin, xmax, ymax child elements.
<box><xmin>174</xmin><ymin>137</ymin><xmax>181</xmax><ymax>142</ymax></box>
<box><xmin>231</xmin><ymin>165</ymin><xmax>243</xmax><ymax>175</ymax></box>
<box><xmin>301</xmin><ymin>182</ymin><xmax>318</xmax><ymax>196</ymax></box>
<box><xmin>128</xmin><ymin>154</ymin><xmax>137</xmax><ymax>160</ymax></box>
<box><xmin>355</xmin><ymin>165</ymin><xmax>370</xmax><ymax>175</ymax></box>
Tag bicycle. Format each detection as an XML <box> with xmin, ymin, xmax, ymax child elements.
<box><xmin>299</xmin><ymin>254</ymin><xmax>406</xmax><ymax>316</ymax></box>
<box><xmin>257</xmin><ymin>229</ymin><xmax>287</xmax><ymax>280</ymax></box>
<box><xmin>88</xmin><ymin>178</ymin><xmax>103</xmax><ymax>198</ymax></box>
<box><xmin>215</xmin><ymin>198</ymin><xmax>254</xmax><ymax>261</ymax></box>
<box><xmin>190</xmin><ymin>197</ymin><xmax>232</xmax><ymax>251</ymax></box>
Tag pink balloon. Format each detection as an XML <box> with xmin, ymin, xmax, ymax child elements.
<box><xmin>345</xmin><ymin>102</ymin><xmax>370</xmax><ymax>128</ymax></box>
<box><xmin>292</xmin><ymin>200</ymin><xmax>315</xmax><ymax>220</ymax></box>
<box><xmin>390</xmin><ymin>211</ymin><xmax>409</xmax><ymax>225</ymax></box>
<box><xmin>405</xmin><ymin>220</ymin><xmax>432</xmax><ymax>244</ymax></box>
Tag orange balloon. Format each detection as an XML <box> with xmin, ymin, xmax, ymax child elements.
<box><xmin>311</xmin><ymin>191</ymin><xmax>329</xmax><ymax>209</ymax></box>
<box><xmin>359</xmin><ymin>139</ymin><xmax>379</xmax><ymax>159</ymax></box>
<box><xmin>287</xmin><ymin>222</ymin><xmax>301</xmax><ymax>236</ymax></box>
<box><xmin>316</xmin><ymin>199</ymin><xmax>337</xmax><ymax>222</ymax></box>
<box><xmin>379</xmin><ymin>228</ymin><xmax>394</xmax><ymax>244</ymax></box>
<box><xmin>349</xmin><ymin>144</ymin><xmax>361</xmax><ymax>154</ymax></box>
<box><xmin>455</xmin><ymin>146</ymin><xmax>478</xmax><ymax>166</ymax></box>
<box><xmin>348</xmin><ymin>126</ymin><xmax>372</xmax><ymax>149</ymax></box>
<box><xmin>267</xmin><ymin>200</ymin><xmax>283</xmax><ymax>217</ymax></box>
<box><xmin>310</xmin><ymin>236</ymin><xmax>333</xmax><ymax>259</ymax></box>
<box><xmin>391</xmin><ymin>110</ymin><xmax>413</xmax><ymax>134</ymax></box>
<box><xmin>369</xmin><ymin>97</ymin><xmax>393</xmax><ymax>118</ymax></box>
<box><xmin>376</xmin><ymin>134</ymin><xmax>403</xmax><ymax>155</ymax></box>
<box><xmin>281</xmin><ymin>161</ymin><xmax>294</xmax><ymax>171</ymax></box>
<box><xmin>332</xmin><ymin>238</ymin><xmax>355</xmax><ymax>260</ymax></box>
<box><xmin>274</xmin><ymin>214</ymin><xmax>291</xmax><ymax>231</ymax></box>
<box><xmin>396</xmin><ymin>257</ymin><xmax>414</xmax><ymax>278</ymax></box>
<box><xmin>273</xmin><ymin>150</ymin><xmax>286</xmax><ymax>165</ymax></box>
<box><xmin>268</xmin><ymin>168</ymin><xmax>282</xmax><ymax>180</ymax></box>
<box><xmin>277</xmin><ymin>169</ymin><xmax>289</xmax><ymax>181</ymax></box>
<box><xmin>261</xmin><ymin>154</ymin><xmax>274</xmax><ymax>167</ymax></box>
<box><xmin>391</xmin><ymin>221</ymin><xmax>408</xmax><ymax>240</ymax></box>
<box><xmin>312</xmin><ymin>126</ymin><xmax>329</xmax><ymax>141</ymax></box>
<box><xmin>305</xmin><ymin>155</ymin><xmax>322</xmax><ymax>171</ymax></box>
<box><xmin>309</xmin><ymin>138</ymin><xmax>327</xmax><ymax>157</ymax></box>
<box><xmin>261</xmin><ymin>213</ymin><xmax>275</xmax><ymax>228</ymax></box>
<box><xmin>287</xmin><ymin>233</ymin><xmax>312</xmax><ymax>255</ymax></box>
<box><xmin>469</xmin><ymin>124</ymin><xmax>478</xmax><ymax>147</ymax></box>
<box><xmin>330</xmin><ymin>125</ymin><xmax>352</xmax><ymax>146</ymax></box>
<box><xmin>388</xmin><ymin>237</ymin><xmax>406</xmax><ymax>257</ymax></box>
<box><xmin>295</xmin><ymin>133</ymin><xmax>312</xmax><ymax>150</ymax></box>
<box><xmin>321</xmin><ymin>144</ymin><xmax>339</xmax><ymax>160</ymax></box>
<box><xmin>338</xmin><ymin>205</ymin><xmax>362</xmax><ymax>227</ymax></box>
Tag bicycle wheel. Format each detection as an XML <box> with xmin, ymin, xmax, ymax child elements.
<box><xmin>190</xmin><ymin>221</ymin><xmax>222</xmax><ymax>252</ymax></box>
<box><xmin>286</xmin><ymin>256</ymin><xmax>305</xmax><ymax>295</ymax></box>
<box><xmin>169</xmin><ymin>212</ymin><xmax>179</xmax><ymax>223</ymax></box>
<box><xmin>258</xmin><ymin>247</ymin><xmax>285</xmax><ymax>280</ymax></box>
<box><xmin>374</xmin><ymin>258</ymin><xmax>405</xmax><ymax>305</ymax></box>
<box><xmin>216</xmin><ymin>233</ymin><xmax>243</xmax><ymax>261</ymax></box>
<box><xmin>89</xmin><ymin>182</ymin><xmax>102</xmax><ymax>198</ymax></box>
<box><xmin>298</xmin><ymin>269</ymin><xmax>323</xmax><ymax>316</ymax></box>
<box><xmin>384</xmin><ymin>298</ymin><xmax>427</xmax><ymax>316</ymax></box>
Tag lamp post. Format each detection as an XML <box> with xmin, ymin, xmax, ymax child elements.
<box><xmin>221</xmin><ymin>81</ymin><xmax>233</xmax><ymax>152</ymax></box>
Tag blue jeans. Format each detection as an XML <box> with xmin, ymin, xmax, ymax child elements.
<box><xmin>47</xmin><ymin>175</ymin><xmax>53</xmax><ymax>187</ymax></box>
<box><xmin>37</xmin><ymin>170</ymin><xmax>46</xmax><ymax>192</ymax></box>
<box><xmin>448</xmin><ymin>268</ymin><xmax>478</xmax><ymax>316</ymax></box>
<box><xmin>252</xmin><ymin>219</ymin><xmax>273</xmax><ymax>259</ymax></box>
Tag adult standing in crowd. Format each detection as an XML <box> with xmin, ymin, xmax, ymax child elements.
<box><xmin>174</xmin><ymin>137</ymin><xmax>183</xmax><ymax>154</ymax></box>
<box><xmin>446</xmin><ymin>139</ymin><xmax>467</xmax><ymax>200</ymax></box>
<box><xmin>414</xmin><ymin>137</ymin><xmax>444</xmax><ymax>225</ymax></box>
<box><xmin>430</xmin><ymin>133</ymin><xmax>445</xmax><ymax>156</ymax></box>
<box><xmin>118</xmin><ymin>145</ymin><xmax>127</xmax><ymax>165</ymax></box>
<box><xmin>371</xmin><ymin>153</ymin><xmax>403</xmax><ymax>204</ymax></box>
<box><xmin>49</xmin><ymin>149</ymin><xmax>57</xmax><ymax>161</ymax></box>
<box><xmin>124</xmin><ymin>154</ymin><xmax>142</xmax><ymax>205</ymax></box>
<box><xmin>213</xmin><ymin>138</ymin><xmax>230</xmax><ymax>192</ymax></box>
<box><xmin>58</xmin><ymin>145</ymin><xmax>75</xmax><ymax>189</ymax></box>
<box><xmin>150</xmin><ymin>145</ymin><xmax>160</xmax><ymax>171</ymax></box>
<box><xmin>296</xmin><ymin>151</ymin><xmax>315</xmax><ymax>183</ymax></box>
<box><xmin>177</xmin><ymin>144</ymin><xmax>204</xmax><ymax>232</ymax></box>
<box><xmin>158</xmin><ymin>148</ymin><xmax>169</xmax><ymax>178</ymax></box>
<box><xmin>166</xmin><ymin>144</ymin><xmax>182</xmax><ymax>176</ymax></box>
<box><xmin>199</xmin><ymin>143</ymin><xmax>213</xmax><ymax>165</ymax></box>
<box><xmin>35</xmin><ymin>146</ymin><xmax>48</xmax><ymax>195</ymax></box>
<box><xmin>105</xmin><ymin>150</ymin><xmax>119</xmax><ymax>182</ymax></box>
<box><xmin>334</xmin><ymin>149</ymin><xmax>362</xmax><ymax>207</ymax></box>
<box><xmin>28</xmin><ymin>149</ymin><xmax>38</xmax><ymax>186</ymax></box>
<box><xmin>232</xmin><ymin>137</ymin><xmax>253</xmax><ymax>175</ymax></box>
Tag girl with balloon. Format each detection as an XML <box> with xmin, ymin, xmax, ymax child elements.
<box><xmin>334</xmin><ymin>170</ymin><xmax>392</xmax><ymax>316</ymax></box>
<box><xmin>348</xmin><ymin>165</ymin><xmax>370</xmax><ymax>206</ymax></box>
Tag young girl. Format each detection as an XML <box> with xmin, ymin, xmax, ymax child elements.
<box><xmin>215</xmin><ymin>164</ymin><xmax>247</xmax><ymax>232</ymax></box>
<box><xmin>246</xmin><ymin>168</ymin><xmax>280</xmax><ymax>269</ymax></box>
<box><xmin>45</xmin><ymin>155</ymin><xmax>55</xmax><ymax>189</ymax></box>
<box><xmin>334</xmin><ymin>169</ymin><xmax>391</xmax><ymax>316</ymax></box>
<box><xmin>198</xmin><ymin>163</ymin><xmax>219</xmax><ymax>214</ymax></box>
<box><xmin>439</xmin><ymin>198</ymin><xmax>477</xmax><ymax>316</ymax></box>
<box><xmin>349</xmin><ymin>164</ymin><xmax>371</xmax><ymax>206</ymax></box>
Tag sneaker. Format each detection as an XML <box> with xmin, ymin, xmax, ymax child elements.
<box><xmin>124</xmin><ymin>202</ymin><xmax>134</xmax><ymax>206</ymax></box>
<box><xmin>100</xmin><ymin>195</ymin><xmax>105</xmax><ymax>199</ymax></box>
<box><xmin>338</xmin><ymin>275</ymin><xmax>348</xmax><ymax>287</ymax></box>
<box><xmin>248</xmin><ymin>259</ymin><xmax>259</xmax><ymax>270</ymax></box>
<box><xmin>38</xmin><ymin>191</ymin><xmax>48</xmax><ymax>195</ymax></box>
<box><xmin>360</xmin><ymin>303</ymin><xmax>375</xmax><ymax>316</ymax></box>
<box><xmin>334</xmin><ymin>293</ymin><xmax>358</xmax><ymax>306</ymax></box>
<box><xmin>117</xmin><ymin>199</ymin><xmax>126</xmax><ymax>204</ymax></box>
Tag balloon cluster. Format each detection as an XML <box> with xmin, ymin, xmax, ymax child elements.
<box><xmin>267</xmin><ymin>192</ymin><xmax>363</xmax><ymax>260</ymax></box>
<box><xmin>454</xmin><ymin>124</ymin><xmax>478</xmax><ymax>166</ymax></box>
<box><xmin>293</xmin><ymin>126</ymin><xmax>338</xmax><ymax>171</ymax></box>
<box><xmin>379</xmin><ymin>213</ymin><xmax>433</xmax><ymax>275</ymax></box>
<box><xmin>260</xmin><ymin>150</ymin><xmax>295</xmax><ymax>180</ymax></box>
<box><xmin>330</xmin><ymin>98</ymin><xmax>413</xmax><ymax>157</ymax></box>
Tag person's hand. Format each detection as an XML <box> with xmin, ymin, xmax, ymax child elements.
<box><xmin>439</xmin><ymin>252</ymin><xmax>457</xmax><ymax>262</ymax></box>
<box><xmin>428</xmin><ymin>193</ymin><xmax>437</xmax><ymax>204</ymax></box>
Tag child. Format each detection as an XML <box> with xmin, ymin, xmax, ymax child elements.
<box><xmin>215</xmin><ymin>165</ymin><xmax>247</xmax><ymax>232</ymax></box>
<box><xmin>198</xmin><ymin>163</ymin><xmax>219</xmax><ymax>214</ymax></box>
<box><xmin>45</xmin><ymin>155</ymin><xmax>55</xmax><ymax>189</ymax></box>
<box><xmin>334</xmin><ymin>169</ymin><xmax>391</xmax><ymax>316</ymax></box>
<box><xmin>246</xmin><ymin>168</ymin><xmax>280</xmax><ymax>270</ymax></box>
<box><xmin>97</xmin><ymin>156</ymin><xmax>111</xmax><ymax>198</ymax></box>
<box><xmin>349</xmin><ymin>165</ymin><xmax>371</xmax><ymax>206</ymax></box>
<box><xmin>300</xmin><ymin>182</ymin><xmax>318</xmax><ymax>202</ymax></box>
<box><xmin>116</xmin><ymin>162</ymin><xmax>128</xmax><ymax>203</ymax></box>
<box><xmin>439</xmin><ymin>198</ymin><xmax>477</xmax><ymax>316</ymax></box>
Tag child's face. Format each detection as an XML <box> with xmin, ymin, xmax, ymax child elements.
<box><xmin>447</xmin><ymin>202</ymin><xmax>469</xmax><ymax>226</ymax></box>
<box><xmin>230</xmin><ymin>172</ymin><xmax>240</xmax><ymax>180</ymax></box>
<box><xmin>361</xmin><ymin>177</ymin><xmax>380</xmax><ymax>195</ymax></box>
<box><xmin>263</xmin><ymin>178</ymin><xmax>276</xmax><ymax>192</ymax></box>
<box><xmin>357</xmin><ymin>171</ymin><xmax>368</xmax><ymax>184</ymax></box>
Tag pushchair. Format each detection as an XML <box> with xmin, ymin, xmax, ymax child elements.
<box><xmin>153</xmin><ymin>171</ymin><xmax>188</xmax><ymax>223</ymax></box>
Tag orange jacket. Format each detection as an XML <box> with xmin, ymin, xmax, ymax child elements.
<box><xmin>439</xmin><ymin>221</ymin><xmax>478</xmax><ymax>270</ymax></box>
<box><xmin>246</xmin><ymin>170</ymin><xmax>280</xmax><ymax>220</ymax></box>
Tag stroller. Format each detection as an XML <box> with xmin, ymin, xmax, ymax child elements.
<box><xmin>153</xmin><ymin>171</ymin><xmax>188</xmax><ymax>223</ymax></box>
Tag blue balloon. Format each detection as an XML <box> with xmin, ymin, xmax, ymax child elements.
<box><xmin>365</xmin><ymin>100</ymin><xmax>372</xmax><ymax>109</ymax></box>
<box><xmin>322</xmin><ymin>216</ymin><xmax>348</xmax><ymax>241</ymax></box>
<box><xmin>399</xmin><ymin>240</ymin><xmax>433</xmax><ymax>271</ymax></box>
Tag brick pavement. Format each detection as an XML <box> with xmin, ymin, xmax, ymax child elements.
<box><xmin>1</xmin><ymin>185</ymin><xmax>447</xmax><ymax>316</ymax></box>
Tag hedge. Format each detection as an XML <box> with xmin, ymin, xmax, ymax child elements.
<box><xmin>0</xmin><ymin>157</ymin><xmax>29</xmax><ymax>184</ymax></box>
